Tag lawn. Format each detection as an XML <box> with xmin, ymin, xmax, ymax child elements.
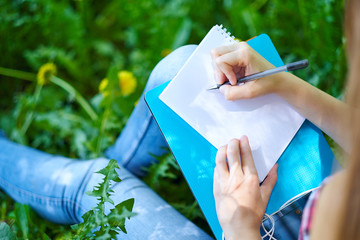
<box><xmin>0</xmin><ymin>0</ymin><xmax>345</xmax><ymax>238</ymax></box>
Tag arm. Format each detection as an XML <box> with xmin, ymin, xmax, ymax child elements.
<box><xmin>276</xmin><ymin>72</ymin><xmax>349</xmax><ymax>151</ymax></box>
<box><xmin>211</xmin><ymin>42</ymin><xmax>350</xmax><ymax>151</ymax></box>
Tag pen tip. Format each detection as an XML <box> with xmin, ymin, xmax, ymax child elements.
<box><xmin>207</xmin><ymin>84</ymin><xmax>220</xmax><ymax>90</ymax></box>
<box><xmin>207</xmin><ymin>86</ymin><xmax>218</xmax><ymax>90</ymax></box>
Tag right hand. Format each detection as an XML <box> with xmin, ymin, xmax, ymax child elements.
<box><xmin>211</xmin><ymin>42</ymin><xmax>284</xmax><ymax>101</ymax></box>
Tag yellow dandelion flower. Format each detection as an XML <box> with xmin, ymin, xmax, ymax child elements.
<box><xmin>118</xmin><ymin>71</ymin><xmax>137</xmax><ymax>96</ymax></box>
<box><xmin>102</xmin><ymin>91</ymin><xmax>110</xmax><ymax>97</ymax></box>
<box><xmin>37</xmin><ymin>62</ymin><xmax>57</xmax><ymax>86</ymax></box>
<box><xmin>99</xmin><ymin>78</ymin><xmax>109</xmax><ymax>93</ymax></box>
<box><xmin>161</xmin><ymin>48</ymin><xmax>172</xmax><ymax>57</ymax></box>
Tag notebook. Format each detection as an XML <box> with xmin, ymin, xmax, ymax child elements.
<box><xmin>145</xmin><ymin>25</ymin><xmax>335</xmax><ymax>240</ymax></box>
<box><xmin>159</xmin><ymin>25</ymin><xmax>304</xmax><ymax>181</ymax></box>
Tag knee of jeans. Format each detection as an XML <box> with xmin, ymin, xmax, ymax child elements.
<box><xmin>145</xmin><ymin>44</ymin><xmax>197</xmax><ymax>92</ymax></box>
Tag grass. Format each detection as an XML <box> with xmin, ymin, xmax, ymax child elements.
<box><xmin>0</xmin><ymin>0</ymin><xmax>345</xmax><ymax>238</ymax></box>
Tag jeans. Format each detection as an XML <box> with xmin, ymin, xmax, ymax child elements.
<box><xmin>0</xmin><ymin>44</ymin><xmax>213</xmax><ymax>239</ymax></box>
<box><xmin>260</xmin><ymin>192</ymin><xmax>310</xmax><ymax>240</ymax></box>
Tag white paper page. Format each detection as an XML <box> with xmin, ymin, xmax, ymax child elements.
<box><xmin>159</xmin><ymin>25</ymin><xmax>305</xmax><ymax>181</ymax></box>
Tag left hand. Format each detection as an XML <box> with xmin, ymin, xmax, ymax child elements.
<box><xmin>213</xmin><ymin>136</ymin><xmax>278</xmax><ymax>240</ymax></box>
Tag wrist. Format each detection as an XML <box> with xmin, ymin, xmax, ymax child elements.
<box><xmin>224</xmin><ymin>229</ymin><xmax>261</xmax><ymax>240</ymax></box>
<box><xmin>272</xmin><ymin>72</ymin><xmax>298</xmax><ymax>98</ymax></box>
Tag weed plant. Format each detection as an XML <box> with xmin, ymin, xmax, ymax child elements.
<box><xmin>0</xmin><ymin>0</ymin><xmax>345</xmax><ymax>238</ymax></box>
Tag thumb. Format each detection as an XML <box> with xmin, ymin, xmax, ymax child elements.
<box><xmin>260</xmin><ymin>163</ymin><xmax>278</xmax><ymax>204</ymax></box>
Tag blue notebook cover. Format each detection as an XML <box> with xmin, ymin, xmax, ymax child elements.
<box><xmin>145</xmin><ymin>34</ymin><xmax>334</xmax><ymax>240</ymax></box>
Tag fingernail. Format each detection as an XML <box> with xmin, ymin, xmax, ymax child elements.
<box><xmin>219</xmin><ymin>86</ymin><xmax>225</xmax><ymax>94</ymax></box>
<box><xmin>240</xmin><ymin>135</ymin><xmax>248</xmax><ymax>141</ymax></box>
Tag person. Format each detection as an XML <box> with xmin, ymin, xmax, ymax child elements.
<box><xmin>211</xmin><ymin>0</ymin><xmax>360</xmax><ymax>239</ymax></box>
<box><xmin>0</xmin><ymin>44</ymin><xmax>214</xmax><ymax>239</ymax></box>
<box><xmin>1</xmin><ymin>2</ymin><xmax>356</xmax><ymax>240</ymax></box>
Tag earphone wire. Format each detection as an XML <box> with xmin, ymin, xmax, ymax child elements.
<box><xmin>261</xmin><ymin>187</ymin><xmax>320</xmax><ymax>240</ymax></box>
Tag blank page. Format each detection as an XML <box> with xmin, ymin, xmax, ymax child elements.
<box><xmin>159</xmin><ymin>25</ymin><xmax>304</xmax><ymax>181</ymax></box>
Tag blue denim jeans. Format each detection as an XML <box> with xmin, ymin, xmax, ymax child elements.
<box><xmin>0</xmin><ymin>45</ymin><xmax>213</xmax><ymax>239</ymax></box>
<box><xmin>260</xmin><ymin>192</ymin><xmax>310</xmax><ymax>240</ymax></box>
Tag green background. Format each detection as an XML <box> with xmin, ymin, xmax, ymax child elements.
<box><xmin>0</xmin><ymin>0</ymin><xmax>346</xmax><ymax>238</ymax></box>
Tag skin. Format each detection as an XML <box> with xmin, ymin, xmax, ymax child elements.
<box><xmin>310</xmin><ymin>171</ymin><xmax>346</xmax><ymax>240</ymax></box>
<box><xmin>211</xmin><ymin>42</ymin><xmax>349</xmax><ymax>239</ymax></box>
<box><xmin>213</xmin><ymin>137</ymin><xmax>278</xmax><ymax>240</ymax></box>
<box><xmin>211</xmin><ymin>42</ymin><xmax>349</xmax><ymax>151</ymax></box>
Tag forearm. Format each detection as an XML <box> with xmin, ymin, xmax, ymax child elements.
<box><xmin>211</xmin><ymin>42</ymin><xmax>350</xmax><ymax>149</ymax></box>
<box><xmin>275</xmin><ymin>72</ymin><xmax>350</xmax><ymax>151</ymax></box>
<box><xmin>224</xmin><ymin>229</ymin><xmax>261</xmax><ymax>240</ymax></box>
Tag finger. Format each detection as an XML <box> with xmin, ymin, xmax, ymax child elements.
<box><xmin>215</xmin><ymin>48</ymin><xmax>250</xmax><ymax>85</ymax></box>
<box><xmin>213</xmin><ymin>168</ymin><xmax>220</xmax><ymax>197</ymax></box>
<box><xmin>219</xmin><ymin>81</ymin><xmax>258</xmax><ymax>101</ymax></box>
<box><xmin>260</xmin><ymin>163</ymin><xmax>278</xmax><ymax>204</ymax></box>
<box><xmin>216</xmin><ymin>60</ymin><xmax>238</xmax><ymax>85</ymax></box>
<box><xmin>215</xmin><ymin>52</ymin><xmax>243</xmax><ymax>85</ymax></box>
<box><xmin>210</xmin><ymin>47</ymin><xmax>230</xmax><ymax>85</ymax></box>
<box><xmin>210</xmin><ymin>44</ymin><xmax>240</xmax><ymax>59</ymax></box>
<box><xmin>226</xmin><ymin>139</ymin><xmax>243</xmax><ymax>177</ymax></box>
<box><xmin>215</xmin><ymin>145</ymin><xmax>229</xmax><ymax>180</ymax></box>
<box><xmin>239</xmin><ymin>136</ymin><xmax>258</xmax><ymax>176</ymax></box>
<box><xmin>216</xmin><ymin>49</ymin><xmax>247</xmax><ymax>68</ymax></box>
<box><xmin>213</xmin><ymin>66</ymin><xmax>227</xmax><ymax>85</ymax></box>
<box><xmin>211</xmin><ymin>44</ymin><xmax>240</xmax><ymax>84</ymax></box>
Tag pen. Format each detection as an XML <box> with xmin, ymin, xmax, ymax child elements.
<box><xmin>207</xmin><ymin>59</ymin><xmax>309</xmax><ymax>90</ymax></box>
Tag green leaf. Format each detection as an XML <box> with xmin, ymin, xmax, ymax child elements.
<box><xmin>86</xmin><ymin>159</ymin><xmax>122</xmax><ymax>205</ymax></box>
<box><xmin>95</xmin><ymin>159</ymin><xmax>121</xmax><ymax>182</ymax></box>
<box><xmin>108</xmin><ymin>229</ymin><xmax>120</xmax><ymax>239</ymax></box>
<box><xmin>114</xmin><ymin>198</ymin><xmax>136</xmax><ymax>221</ymax></box>
<box><xmin>144</xmin><ymin>152</ymin><xmax>179</xmax><ymax>188</ymax></box>
<box><xmin>94</xmin><ymin>230</ymin><xmax>112</xmax><ymax>240</ymax></box>
<box><xmin>72</xmin><ymin>160</ymin><xmax>135</xmax><ymax>239</ymax></box>
<box><xmin>14</xmin><ymin>203</ymin><xmax>30</xmax><ymax>239</ymax></box>
<box><xmin>0</xmin><ymin>222</ymin><xmax>17</xmax><ymax>240</ymax></box>
<box><xmin>108</xmin><ymin>198</ymin><xmax>136</xmax><ymax>233</ymax></box>
<box><xmin>71</xmin><ymin>210</ymin><xmax>93</xmax><ymax>234</ymax></box>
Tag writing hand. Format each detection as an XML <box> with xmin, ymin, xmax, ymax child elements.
<box><xmin>211</xmin><ymin>42</ymin><xmax>283</xmax><ymax>100</ymax></box>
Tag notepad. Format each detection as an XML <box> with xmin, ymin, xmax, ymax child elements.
<box><xmin>146</xmin><ymin>26</ymin><xmax>336</xmax><ymax>240</ymax></box>
<box><xmin>159</xmin><ymin>25</ymin><xmax>305</xmax><ymax>181</ymax></box>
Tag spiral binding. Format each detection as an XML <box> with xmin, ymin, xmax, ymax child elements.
<box><xmin>215</xmin><ymin>24</ymin><xmax>239</xmax><ymax>43</ymax></box>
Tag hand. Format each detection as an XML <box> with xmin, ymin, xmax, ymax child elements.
<box><xmin>211</xmin><ymin>42</ymin><xmax>282</xmax><ymax>100</ymax></box>
<box><xmin>213</xmin><ymin>136</ymin><xmax>278</xmax><ymax>240</ymax></box>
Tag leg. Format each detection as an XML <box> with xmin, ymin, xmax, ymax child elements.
<box><xmin>0</xmin><ymin>137</ymin><xmax>212</xmax><ymax>239</ymax></box>
<box><xmin>81</xmin><ymin>158</ymin><xmax>213</xmax><ymax>239</ymax></box>
<box><xmin>0</xmin><ymin>137</ymin><xmax>91</xmax><ymax>224</ymax></box>
<box><xmin>0</xmin><ymin>45</ymin><xmax>212</xmax><ymax>238</ymax></box>
<box><xmin>105</xmin><ymin>45</ymin><xmax>197</xmax><ymax>177</ymax></box>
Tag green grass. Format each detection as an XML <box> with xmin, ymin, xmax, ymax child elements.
<box><xmin>0</xmin><ymin>0</ymin><xmax>346</xmax><ymax>238</ymax></box>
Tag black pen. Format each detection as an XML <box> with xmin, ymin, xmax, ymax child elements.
<box><xmin>207</xmin><ymin>59</ymin><xmax>309</xmax><ymax>90</ymax></box>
